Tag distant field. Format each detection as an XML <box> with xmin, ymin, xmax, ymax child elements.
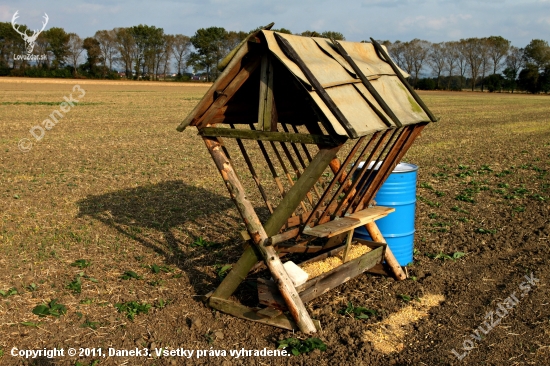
<box><xmin>1</xmin><ymin>77</ymin><xmax>549</xmax><ymax>366</ymax></box>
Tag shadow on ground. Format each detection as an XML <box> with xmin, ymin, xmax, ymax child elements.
<box><xmin>77</xmin><ymin>180</ymin><xmax>244</xmax><ymax>295</ymax></box>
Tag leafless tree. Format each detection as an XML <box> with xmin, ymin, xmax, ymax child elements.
<box><xmin>487</xmin><ymin>36</ymin><xmax>511</xmax><ymax>75</ymax></box>
<box><xmin>160</xmin><ymin>34</ymin><xmax>175</xmax><ymax>80</ymax></box>
<box><xmin>428</xmin><ymin>42</ymin><xmax>446</xmax><ymax>89</ymax></box>
<box><xmin>67</xmin><ymin>33</ymin><xmax>84</xmax><ymax>76</ymax></box>
<box><xmin>407</xmin><ymin>39</ymin><xmax>431</xmax><ymax>87</ymax></box>
<box><xmin>443</xmin><ymin>41</ymin><xmax>459</xmax><ymax>89</ymax></box>
<box><xmin>114</xmin><ymin>27</ymin><xmax>136</xmax><ymax>78</ymax></box>
<box><xmin>95</xmin><ymin>29</ymin><xmax>118</xmax><ymax>77</ymax></box>
<box><xmin>460</xmin><ymin>38</ymin><xmax>484</xmax><ymax>91</ymax></box>
<box><xmin>172</xmin><ymin>34</ymin><xmax>191</xmax><ymax>75</ymax></box>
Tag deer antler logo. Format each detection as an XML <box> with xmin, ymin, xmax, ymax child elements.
<box><xmin>11</xmin><ymin>10</ymin><xmax>49</xmax><ymax>54</ymax></box>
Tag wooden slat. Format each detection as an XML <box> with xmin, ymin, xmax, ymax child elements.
<box><xmin>258</xmin><ymin>241</ymin><xmax>385</xmax><ymax>309</ymax></box>
<box><xmin>200</xmin><ymin>127</ymin><xmax>337</xmax><ymax>145</ymax></box>
<box><xmin>257</xmin><ymin>278</ymin><xmax>287</xmax><ymax>311</ymax></box>
<box><xmin>258</xmin><ymin>53</ymin><xmax>276</xmax><ymax>131</ymax></box>
<box><xmin>298</xmin><ymin>245</ymin><xmax>384</xmax><ymax>303</ymax></box>
<box><xmin>209</xmin><ymin>297</ymin><xmax>296</xmax><ymax>330</ymax></box>
<box><xmin>302</xmin><ymin>206</ymin><xmax>394</xmax><ymax>238</ymax></box>
<box><xmin>347</xmin><ymin>206</ymin><xmax>395</xmax><ymax>221</ymax></box>
<box><xmin>177</xmin><ymin>42</ymin><xmax>250</xmax><ymax>131</ymax></box>
<box><xmin>196</xmin><ymin>57</ymin><xmax>261</xmax><ymax>127</ymax></box>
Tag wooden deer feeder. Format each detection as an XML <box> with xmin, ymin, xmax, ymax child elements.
<box><xmin>177</xmin><ymin>25</ymin><xmax>437</xmax><ymax>334</ymax></box>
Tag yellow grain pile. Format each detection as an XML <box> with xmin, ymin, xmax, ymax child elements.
<box><xmin>300</xmin><ymin>243</ymin><xmax>372</xmax><ymax>279</ymax></box>
<box><xmin>362</xmin><ymin>294</ymin><xmax>445</xmax><ymax>354</ymax></box>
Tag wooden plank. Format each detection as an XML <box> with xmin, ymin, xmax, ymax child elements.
<box><xmin>274</xmin><ymin>33</ymin><xmax>359</xmax><ymax>138</ymax></box>
<box><xmin>303</xmin><ymin>206</ymin><xmax>394</xmax><ymax>238</ymax></box>
<box><xmin>266</xmin><ymin>228</ymin><xmax>300</xmax><ymax>246</ymax></box>
<box><xmin>177</xmin><ymin>41</ymin><xmax>250</xmax><ymax>131</ymax></box>
<box><xmin>200</xmin><ymin>127</ymin><xmax>337</xmax><ymax>145</ymax></box>
<box><xmin>347</xmin><ymin>206</ymin><xmax>395</xmax><ymax>221</ymax></box>
<box><xmin>258</xmin><ymin>53</ymin><xmax>276</xmax><ymax>131</ymax></box>
<box><xmin>342</xmin><ymin>230</ymin><xmax>353</xmax><ymax>262</ymax></box>
<box><xmin>303</xmin><ymin>217</ymin><xmax>359</xmax><ymax>238</ymax></box>
<box><xmin>365</xmin><ymin>263</ymin><xmax>392</xmax><ymax>276</ymax></box>
<box><xmin>259</xmin><ymin>242</ymin><xmax>385</xmax><ymax>309</ymax></box>
<box><xmin>257</xmin><ymin>307</ymin><xmax>283</xmax><ymax>319</ymax></box>
<box><xmin>276</xmin><ymin>243</ymin><xmax>324</xmax><ymax>253</ymax></box>
<box><xmin>209</xmin><ymin>297</ymin><xmax>296</xmax><ymax>330</ymax></box>
<box><xmin>365</xmin><ymin>221</ymin><xmax>406</xmax><ymax>281</ymax></box>
<box><xmin>298</xmin><ymin>245</ymin><xmax>384</xmax><ymax>303</ymax></box>
<box><xmin>196</xmin><ymin>56</ymin><xmax>261</xmax><ymax>127</ymax></box>
<box><xmin>258</xmin><ymin>278</ymin><xmax>287</xmax><ymax>310</ymax></box>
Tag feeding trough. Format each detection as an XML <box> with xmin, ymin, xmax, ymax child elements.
<box><xmin>177</xmin><ymin>23</ymin><xmax>437</xmax><ymax>334</ymax></box>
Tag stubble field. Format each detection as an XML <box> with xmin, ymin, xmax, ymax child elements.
<box><xmin>0</xmin><ymin>77</ymin><xmax>549</xmax><ymax>366</ymax></box>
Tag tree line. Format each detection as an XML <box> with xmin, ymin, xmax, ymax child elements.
<box><xmin>0</xmin><ymin>21</ymin><xmax>548</xmax><ymax>93</ymax></box>
<box><xmin>383</xmin><ymin>37</ymin><xmax>550</xmax><ymax>93</ymax></box>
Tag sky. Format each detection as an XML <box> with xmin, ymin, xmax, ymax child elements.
<box><xmin>1</xmin><ymin>0</ymin><xmax>549</xmax><ymax>47</ymax></box>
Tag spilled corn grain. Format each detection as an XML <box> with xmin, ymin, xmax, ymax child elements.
<box><xmin>300</xmin><ymin>243</ymin><xmax>372</xmax><ymax>279</ymax></box>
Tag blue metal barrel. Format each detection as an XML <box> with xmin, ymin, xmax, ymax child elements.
<box><xmin>353</xmin><ymin>162</ymin><xmax>418</xmax><ymax>266</ymax></box>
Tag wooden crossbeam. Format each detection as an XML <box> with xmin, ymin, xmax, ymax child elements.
<box><xmin>200</xmin><ymin>127</ymin><xmax>337</xmax><ymax>145</ymax></box>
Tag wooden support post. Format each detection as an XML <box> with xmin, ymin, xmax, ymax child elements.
<box><xmin>364</xmin><ymin>221</ymin><xmax>406</xmax><ymax>281</ymax></box>
<box><xmin>203</xmin><ymin>136</ymin><xmax>317</xmax><ymax>334</ymax></box>
<box><xmin>342</xmin><ymin>230</ymin><xmax>353</xmax><ymax>262</ymax></box>
<box><xmin>258</xmin><ymin>53</ymin><xmax>276</xmax><ymax>131</ymax></box>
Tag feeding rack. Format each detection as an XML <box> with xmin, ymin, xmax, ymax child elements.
<box><xmin>177</xmin><ymin>24</ymin><xmax>437</xmax><ymax>334</ymax></box>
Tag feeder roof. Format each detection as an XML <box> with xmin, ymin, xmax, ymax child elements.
<box><xmin>178</xmin><ymin>30</ymin><xmax>436</xmax><ymax>139</ymax></box>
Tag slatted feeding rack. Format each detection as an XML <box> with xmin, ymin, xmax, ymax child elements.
<box><xmin>177</xmin><ymin>24</ymin><xmax>437</xmax><ymax>334</ymax></box>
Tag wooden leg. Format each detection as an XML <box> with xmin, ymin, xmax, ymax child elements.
<box><xmin>365</xmin><ymin>221</ymin><xmax>407</xmax><ymax>281</ymax></box>
<box><xmin>342</xmin><ymin>230</ymin><xmax>353</xmax><ymax>262</ymax></box>
<box><xmin>203</xmin><ymin>136</ymin><xmax>317</xmax><ymax>334</ymax></box>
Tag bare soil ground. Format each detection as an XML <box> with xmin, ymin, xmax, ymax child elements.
<box><xmin>1</xmin><ymin>78</ymin><xmax>549</xmax><ymax>366</ymax></box>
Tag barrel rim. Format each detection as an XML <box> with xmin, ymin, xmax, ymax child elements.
<box><xmin>357</xmin><ymin>161</ymin><xmax>419</xmax><ymax>173</ymax></box>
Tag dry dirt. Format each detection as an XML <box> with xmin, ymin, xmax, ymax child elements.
<box><xmin>1</xmin><ymin>78</ymin><xmax>549</xmax><ymax>366</ymax></box>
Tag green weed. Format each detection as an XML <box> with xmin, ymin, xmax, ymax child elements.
<box><xmin>114</xmin><ymin>301</ymin><xmax>151</xmax><ymax>320</ymax></box>
<box><xmin>32</xmin><ymin>299</ymin><xmax>67</xmax><ymax>318</ymax></box>
<box><xmin>191</xmin><ymin>237</ymin><xmax>219</xmax><ymax>248</ymax></box>
<box><xmin>338</xmin><ymin>301</ymin><xmax>377</xmax><ymax>319</ymax></box>
<box><xmin>0</xmin><ymin>288</ymin><xmax>18</xmax><ymax>298</ymax></box>
<box><xmin>71</xmin><ymin>259</ymin><xmax>91</xmax><ymax>269</ymax></box>
<box><xmin>81</xmin><ymin>319</ymin><xmax>100</xmax><ymax>330</ymax></box>
<box><xmin>277</xmin><ymin>337</ymin><xmax>327</xmax><ymax>356</ymax></box>
<box><xmin>121</xmin><ymin>271</ymin><xmax>141</xmax><ymax>280</ymax></box>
